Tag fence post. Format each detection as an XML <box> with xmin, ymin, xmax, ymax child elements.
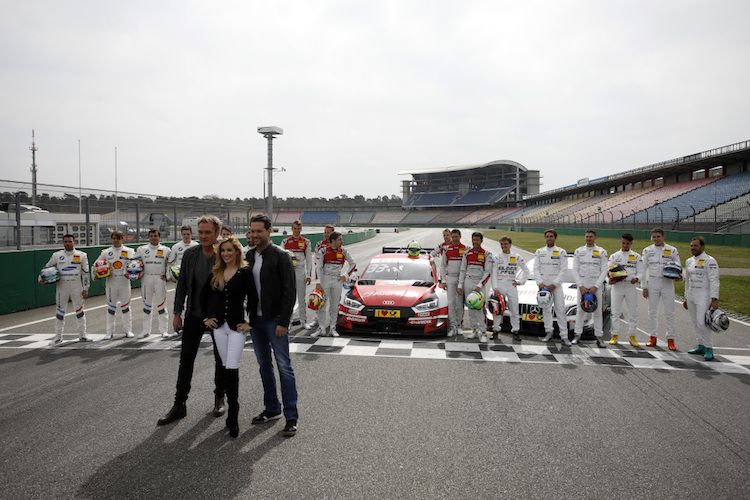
<box><xmin>136</xmin><ymin>201</ymin><xmax>141</xmax><ymax>244</ymax></box>
<box><xmin>85</xmin><ymin>197</ymin><xmax>91</xmax><ymax>246</ymax></box>
<box><xmin>15</xmin><ymin>192</ymin><xmax>21</xmax><ymax>250</ymax></box>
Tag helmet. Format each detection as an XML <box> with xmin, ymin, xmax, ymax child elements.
<box><xmin>581</xmin><ymin>292</ymin><xmax>598</xmax><ymax>313</ymax></box>
<box><xmin>663</xmin><ymin>262</ymin><xmax>682</xmax><ymax>280</ymax></box>
<box><xmin>465</xmin><ymin>291</ymin><xmax>485</xmax><ymax>310</ymax></box>
<box><xmin>127</xmin><ymin>259</ymin><xmax>144</xmax><ymax>280</ymax></box>
<box><xmin>307</xmin><ymin>289</ymin><xmax>325</xmax><ymax>310</ymax></box>
<box><xmin>705</xmin><ymin>309</ymin><xmax>729</xmax><ymax>332</ymax></box>
<box><xmin>38</xmin><ymin>266</ymin><xmax>59</xmax><ymax>285</ymax></box>
<box><xmin>407</xmin><ymin>241</ymin><xmax>422</xmax><ymax>258</ymax></box>
<box><xmin>168</xmin><ymin>265</ymin><xmax>180</xmax><ymax>283</ymax></box>
<box><xmin>608</xmin><ymin>264</ymin><xmax>628</xmax><ymax>282</ymax></box>
<box><xmin>285</xmin><ymin>248</ymin><xmax>298</xmax><ymax>265</ymax></box>
<box><xmin>343</xmin><ymin>273</ymin><xmax>358</xmax><ymax>291</ymax></box>
<box><xmin>93</xmin><ymin>259</ymin><xmax>111</xmax><ymax>280</ymax></box>
<box><xmin>537</xmin><ymin>288</ymin><xmax>551</xmax><ymax>307</ymax></box>
<box><xmin>488</xmin><ymin>294</ymin><xmax>506</xmax><ymax>316</ymax></box>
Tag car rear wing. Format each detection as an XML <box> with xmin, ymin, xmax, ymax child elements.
<box><xmin>381</xmin><ymin>246</ymin><xmax>435</xmax><ymax>254</ymax></box>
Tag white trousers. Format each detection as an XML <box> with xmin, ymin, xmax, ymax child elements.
<box><xmin>686</xmin><ymin>294</ymin><xmax>713</xmax><ymax>349</ymax></box>
<box><xmin>141</xmin><ymin>275</ymin><xmax>168</xmax><ymax>335</ymax></box>
<box><xmin>611</xmin><ymin>283</ymin><xmax>637</xmax><ymax>336</ymax></box>
<box><xmin>214</xmin><ymin>322</ymin><xmax>247</xmax><ymax>369</ymax></box>
<box><xmin>647</xmin><ymin>280</ymin><xmax>675</xmax><ymax>339</ymax></box>
<box><xmin>463</xmin><ymin>278</ymin><xmax>486</xmax><ymax>332</ymax></box>
<box><xmin>446</xmin><ymin>278</ymin><xmax>464</xmax><ymax>331</ymax></box>
<box><xmin>493</xmin><ymin>282</ymin><xmax>520</xmax><ymax>333</ymax></box>
<box><xmin>574</xmin><ymin>286</ymin><xmax>603</xmax><ymax>337</ymax></box>
<box><xmin>317</xmin><ymin>277</ymin><xmax>342</xmax><ymax>329</ymax></box>
<box><xmin>293</xmin><ymin>265</ymin><xmax>308</xmax><ymax>323</ymax></box>
<box><xmin>542</xmin><ymin>286</ymin><xmax>568</xmax><ymax>339</ymax></box>
<box><xmin>106</xmin><ymin>277</ymin><xmax>132</xmax><ymax>335</ymax></box>
<box><xmin>55</xmin><ymin>280</ymin><xmax>86</xmax><ymax>336</ymax></box>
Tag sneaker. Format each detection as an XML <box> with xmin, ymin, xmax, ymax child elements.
<box><xmin>571</xmin><ymin>334</ymin><xmax>582</xmax><ymax>345</ymax></box>
<box><xmin>330</xmin><ymin>328</ymin><xmax>340</xmax><ymax>337</ymax></box>
<box><xmin>595</xmin><ymin>338</ymin><xmax>606</xmax><ymax>348</ymax></box>
<box><xmin>48</xmin><ymin>335</ymin><xmax>62</xmax><ymax>346</ymax></box>
<box><xmin>667</xmin><ymin>339</ymin><xmax>676</xmax><ymax>351</ymax></box>
<box><xmin>540</xmin><ymin>332</ymin><xmax>553</xmax><ymax>342</ymax></box>
<box><xmin>688</xmin><ymin>345</ymin><xmax>706</xmax><ymax>355</ymax></box>
<box><xmin>302</xmin><ymin>323</ymin><xmax>313</xmax><ymax>330</ymax></box>
<box><xmin>162</xmin><ymin>332</ymin><xmax>170</xmax><ymax>338</ymax></box>
<box><xmin>311</xmin><ymin>327</ymin><xmax>325</xmax><ymax>338</ymax></box>
<box><xmin>78</xmin><ymin>335</ymin><xmax>92</xmax><ymax>342</ymax></box>
<box><xmin>489</xmin><ymin>333</ymin><xmax>496</xmax><ymax>340</ymax></box>
<box><xmin>561</xmin><ymin>338</ymin><xmax>572</xmax><ymax>347</ymax></box>
<box><xmin>103</xmin><ymin>333</ymin><xmax>113</xmax><ymax>340</ymax></box>
<box><xmin>447</xmin><ymin>328</ymin><xmax>455</xmax><ymax>338</ymax></box>
<box><xmin>704</xmin><ymin>347</ymin><xmax>714</xmax><ymax>361</ymax></box>
<box><xmin>480</xmin><ymin>334</ymin><xmax>487</xmax><ymax>343</ymax></box>
<box><xmin>467</xmin><ymin>331</ymin><xmax>477</xmax><ymax>340</ymax></box>
<box><xmin>609</xmin><ymin>335</ymin><xmax>618</xmax><ymax>345</ymax></box>
<box><xmin>629</xmin><ymin>336</ymin><xmax>639</xmax><ymax>347</ymax></box>
<box><xmin>252</xmin><ymin>410</ymin><xmax>282</xmax><ymax>424</ymax></box>
<box><xmin>138</xmin><ymin>332</ymin><xmax>150</xmax><ymax>339</ymax></box>
<box><xmin>282</xmin><ymin>419</ymin><xmax>297</xmax><ymax>437</ymax></box>
<box><xmin>125</xmin><ymin>332</ymin><xmax>135</xmax><ymax>338</ymax></box>
<box><xmin>512</xmin><ymin>332</ymin><xmax>521</xmax><ymax>342</ymax></box>
<box><xmin>309</xmin><ymin>319</ymin><xmax>319</xmax><ymax>327</ymax></box>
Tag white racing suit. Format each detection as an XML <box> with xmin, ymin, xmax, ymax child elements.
<box><xmin>315</xmin><ymin>245</ymin><xmax>356</xmax><ymax>331</ymax></box>
<box><xmin>458</xmin><ymin>247</ymin><xmax>492</xmax><ymax>335</ymax></box>
<box><xmin>491</xmin><ymin>251</ymin><xmax>529</xmax><ymax>333</ymax></box>
<box><xmin>135</xmin><ymin>243</ymin><xmax>171</xmax><ymax>336</ymax></box>
<box><xmin>608</xmin><ymin>250</ymin><xmax>642</xmax><ymax>337</ymax></box>
<box><xmin>168</xmin><ymin>240</ymin><xmax>198</xmax><ymax>273</ymax></box>
<box><xmin>97</xmin><ymin>245</ymin><xmax>135</xmax><ymax>336</ymax></box>
<box><xmin>45</xmin><ymin>249</ymin><xmax>90</xmax><ymax>340</ymax></box>
<box><xmin>283</xmin><ymin>236</ymin><xmax>313</xmax><ymax>324</ymax></box>
<box><xmin>641</xmin><ymin>243</ymin><xmax>681</xmax><ymax>340</ymax></box>
<box><xmin>533</xmin><ymin>245</ymin><xmax>569</xmax><ymax>339</ymax></box>
<box><xmin>684</xmin><ymin>252</ymin><xmax>720</xmax><ymax>349</ymax></box>
<box><xmin>572</xmin><ymin>245</ymin><xmax>609</xmax><ymax>338</ymax></box>
<box><xmin>441</xmin><ymin>243</ymin><xmax>467</xmax><ymax>334</ymax></box>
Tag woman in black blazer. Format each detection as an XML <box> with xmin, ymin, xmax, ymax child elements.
<box><xmin>201</xmin><ymin>236</ymin><xmax>253</xmax><ymax>438</ymax></box>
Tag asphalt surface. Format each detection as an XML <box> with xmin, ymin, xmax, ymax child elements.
<box><xmin>1</xmin><ymin>227</ymin><xmax>749</xmax><ymax>499</ymax></box>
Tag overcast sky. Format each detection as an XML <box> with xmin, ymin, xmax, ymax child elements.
<box><xmin>2</xmin><ymin>0</ymin><xmax>748</xmax><ymax>202</ymax></box>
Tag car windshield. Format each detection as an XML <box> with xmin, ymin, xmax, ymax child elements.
<box><xmin>361</xmin><ymin>258</ymin><xmax>433</xmax><ymax>282</ymax></box>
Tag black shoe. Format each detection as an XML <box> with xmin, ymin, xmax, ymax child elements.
<box><xmin>213</xmin><ymin>396</ymin><xmax>226</xmax><ymax>417</ymax></box>
<box><xmin>157</xmin><ymin>402</ymin><xmax>186</xmax><ymax>425</ymax></box>
<box><xmin>226</xmin><ymin>413</ymin><xmax>239</xmax><ymax>438</ymax></box>
<box><xmin>513</xmin><ymin>332</ymin><xmax>521</xmax><ymax>342</ymax></box>
<box><xmin>251</xmin><ymin>410</ymin><xmax>282</xmax><ymax>424</ymax></box>
<box><xmin>282</xmin><ymin>419</ymin><xmax>297</xmax><ymax>437</ymax></box>
<box><xmin>596</xmin><ymin>338</ymin><xmax>607</xmax><ymax>348</ymax></box>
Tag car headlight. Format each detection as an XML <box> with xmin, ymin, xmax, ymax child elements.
<box><xmin>343</xmin><ymin>295</ymin><xmax>365</xmax><ymax>312</ymax></box>
<box><xmin>412</xmin><ymin>296</ymin><xmax>439</xmax><ymax>313</ymax></box>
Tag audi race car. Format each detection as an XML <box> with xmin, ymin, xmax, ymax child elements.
<box><xmin>500</xmin><ymin>255</ymin><xmax>610</xmax><ymax>337</ymax></box>
<box><xmin>336</xmin><ymin>247</ymin><xmax>449</xmax><ymax>336</ymax></box>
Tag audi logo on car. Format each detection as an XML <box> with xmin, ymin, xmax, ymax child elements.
<box><xmin>382</xmin><ymin>300</ymin><xmax>395</xmax><ymax>305</ymax></box>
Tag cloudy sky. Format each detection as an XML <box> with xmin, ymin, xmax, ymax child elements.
<box><xmin>1</xmin><ymin>0</ymin><xmax>748</xmax><ymax>201</ymax></box>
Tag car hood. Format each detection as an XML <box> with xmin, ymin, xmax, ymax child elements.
<box><xmin>354</xmin><ymin>281</ymin><xmax>434</xmax><ymax>307</ymax></box>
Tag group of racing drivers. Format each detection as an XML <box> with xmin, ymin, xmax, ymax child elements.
<box><xmin>40</xmin><ymin>223</ymin><xmax>725</xmax><ymax>360</ymax></box>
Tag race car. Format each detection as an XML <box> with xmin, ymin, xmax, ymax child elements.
<box><xmin>336</xmin><ymin>247</ymin><xmax>449</xmax><ymax>336</ymax></box>
<box><xmin>494</xmin><ymin>255</ymin><xmax>611</xmax><ymax>337</ymax></box>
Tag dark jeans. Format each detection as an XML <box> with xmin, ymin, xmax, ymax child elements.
<box><xmin>175</xmin><ymin>315</ymin><xmax>226</xmax><ymax>404</ymax></box>
<box><xmin>250</xmin><ymin>315</ymin><xmax>298</xmax><ymax>421</ymax></box>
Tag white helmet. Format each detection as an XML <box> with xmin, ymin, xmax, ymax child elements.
<box><xmin>38</xmin><ymin>266</ymin><xmax>60</xmax><ymax>285</ymax></box>
<box><xmin>705</xmin><ymin>309</ymin><xmax>729</xmax><ymax>332</ymax></box>
<box><xmin>537</xmin><ymin>288</ymin><xmax>551</xmax><ymax>307</ymax></box>
<box><xmin>663</xmin><ymin>262</ymin><xmax>682</xmax><ymax>280</ymax></box>
<box><xmin>343</xmin><ymin>273</ymin><xmax>358</xmax><ymax>290</ymax></box>
<box><xmin>127</xmin><ymin>259</ymin><xmax>144</xmax><ymax>280</ymax></box>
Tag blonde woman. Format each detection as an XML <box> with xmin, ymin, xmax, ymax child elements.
<box><xmin>201</xmin><ymin>236</ymin><xmax>253</xmax><ymax>438</ymax></box>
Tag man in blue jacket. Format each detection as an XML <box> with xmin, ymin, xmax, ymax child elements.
<box><xmin>246</xmin><ymin>213</ymin><xmax>299</xmax><ymax>437</ymax></box>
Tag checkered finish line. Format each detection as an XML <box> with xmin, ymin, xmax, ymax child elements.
<box><xmin>1</xmin><ymin>333</ymin><xmax>749</xmax><ymax>376</ymax></box>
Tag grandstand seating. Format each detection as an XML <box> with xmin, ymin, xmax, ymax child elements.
<box><xmin>582</xmin><ymin>186</ymin><xmax>660</xmax><ymax>223</ymax></box>
<box><xmin>458</xmin><ymin>208</ymin><xmax>498</xmax><ymax>224</ymax></box>
<box><xmin>620</xmin><ymin>176</ymin><xmax>724</xmax><ymax>224</ymax></box>
<box><xmin>371</xmin><ymin>210</ymin><xmax>408</xmax><ymax>224</ymax></box>
<box><xmin>350</xmin><ymin>211</ymin><xmax>375</xmax><ymax>224</ymax></box>
<box><xmin>452</xmin><ymin>187</ymin><xmax>514</xmax><ymax>206</ymax></box>
<box><xmin>274</xmin><ymin>211</ymin><xmax>301</xmax><ymax>224</ymax></box>
<box><xmin>431</xmin><ymin>210</ymin><xmax>474</xmax><ymax>225</ymax></box>
<box><xmin>683</xmin><ymin>191</ymin><xmax>750</xmax><ymax>224</ymax></box>
<box><xmin>301</xmin><ymin>211</ymin><xmax>339</xmax><ymax>224</ymax></box>
<box><xmin>406</xmin><ymin>191</ymin><xmax>459</xmax><ymax>207</ymax></box>
<box><xmin>401</xmin><ymin>211</ymin><xmax>442</xmax><ymax>224</ymax></box>
<box><xmin>476</xmin><ymin>207</ymin><xmax>525</xmax><ymax>224</ymax></box>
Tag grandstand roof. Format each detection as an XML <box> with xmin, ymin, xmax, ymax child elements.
<box><xmin>398</xmin><ymin>160</ymin><xmax>528</xmax><ymax>175</ymax></box>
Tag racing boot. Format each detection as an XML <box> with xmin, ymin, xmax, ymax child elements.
<box><xmin>609</xmin><ymin>335</ymin><xmax>618</xmax><ymax>345</ymax></box>
<box><xmin>645</xmin><ymin>336</ymin><xmax>657</xmax><ymax>347</ymax></box>
<box><xmin>48</xmin><ymin>334</ymin><xmax>63</xmax><ymax>346</ymax></box>
<box><xmin>467</xmin><ymin>330</ymin><xmax>477</xmax><ymax>340</ymax></box>
<box><xmin>561</xmin><ymin>337</ymin><xmax>572</xmax><ymax>347</ymax></box>
<box><xmin>512</xmin><ymin>331</ymin><xmax>521</xmax><ymax>342</ymax></box>
<box><xmin>688</xmin><ymin>345</ymin><xmax>706</xmax><ymax>355</ymax></box>
<box><xmin>667</xmin><ymin>339</ymin><xmax>676</xmax><ymax>351</ymax></box>
<box><xmin>480</xmin><ymin>334</ymin><xmax>487</xmax><ymax>343</ymax></box>
<box><xmin>330</xmin><ymin>327</ymin><xmax>340</xmax><ymax>337</ymax></box>
<box><xmin>540</xmin><ymin>331</ymin><xmax>554</xmax><ymax>342</ymax></box>
<box><xmin>595</xmin><ymin>337</ymin><xmax>606</xmax><ymax>348</ymax></box>
<box><xmin>704</xmin><ymin>347</ymin><xmax>714</xmax><ymax>361</ymax></box>
<box><xmin>571</xmin><ymin>333</ymin><xmax>582</xmax><ymax>345</ymax></box>
<box><xmin>629</xmin><ymin>336</ymin><xmax>639</xmax><ymax>347</ymax></box>
<box><xmin>447</xmin><ymin>327</ymin><xmax>455</xmax><ymax>338</ymax></box>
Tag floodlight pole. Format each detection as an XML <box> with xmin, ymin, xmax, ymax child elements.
<box><xmin>257</xmin><ymin>126</ymin><xmax>283</xmax><ymax>225</ymax></box>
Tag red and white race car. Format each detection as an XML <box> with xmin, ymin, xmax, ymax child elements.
<box><xmin>336</xmin><ymin>247</ymin><xmax>449</xmax><ymax>336</ymax></box>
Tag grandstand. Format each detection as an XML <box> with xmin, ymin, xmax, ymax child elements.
<box><xmin>301</xmin><ymin>211</ymin><xmax>338</xmax><ymax>225</ymax></box>
<box><xmin>274</xmin><ymin>211</ymin><xmax>301</xmax><ymax>224</ymax></box>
